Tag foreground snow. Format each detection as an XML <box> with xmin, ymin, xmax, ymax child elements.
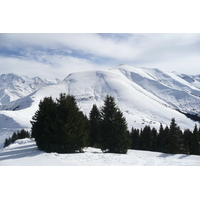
<box><xmin>1</xmin><ymin>138</ymin><xmax>200</xmax><ymax>166</ymax></box>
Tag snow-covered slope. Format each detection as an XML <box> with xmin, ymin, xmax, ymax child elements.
<box><xmin>115</xmin><ymin>65</ymin><xmax>200</xmax><ymax>114</ymax></box>
<box><xmin>0</xmin><ymin>65</ymin><xmax>200</xmax><ymax>148</ymax></box>
<box><xmin>1</xmin><ymin>138</ymin><xmax>200</xmax><ymax>166</ymax></box>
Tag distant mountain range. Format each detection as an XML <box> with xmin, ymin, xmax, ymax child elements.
<box><xmin>0</xmin><ymin>65</ymin><xmax>200</xmax><ymax>147</ymax></box>
<box><xmin>0</xmin><ymin>73</ymin><xmax>60</xmax><ymax>105</ymax></box>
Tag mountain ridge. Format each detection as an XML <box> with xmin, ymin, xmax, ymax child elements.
<box><xmin>0</xmin><ymin>73</ymin><xmax>60</xmax><ymax>105</ymax></box>
<box><xmin>0</xmin><ymin>65</ymin><xmax>200</xmax><ymax>147</ymax></box>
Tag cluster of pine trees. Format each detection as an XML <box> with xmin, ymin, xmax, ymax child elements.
<box><xmin>31</xmin><ymin>94</ymin><xmax>89</xmax><ymax>153</ymax></box>
<box><xmin>129</xmin><ymin>118</ymin><xmax>200</xmax><ymax>155</ymax></box>
<box><xmin>31</xmin><ymin>93</ymin><xmax>130</xmax><ymax>154</ymax></box>
<box><xmin>4</xmin><ymin>129</ymin><xmax>30</xmax><ymax>148</ymax></box>
<box><xmin>89</xmin><ymin>96</ymin><xmax>130</xmax><ymax>153</ymax></box>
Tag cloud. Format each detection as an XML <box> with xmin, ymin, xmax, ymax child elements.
<box><xmin>3</xmin><ymin>33</ymin><xmax>200</xmax><ymax>59</ymax></box>
<box><xmin>0</xmin><ymin>56</ymin><xmax>53</xmax><ymax>78</ymax></box>
<box><xmin>0</xmin><ymin>33</ymin><xmax>200</xmax><ymax>78</ymax></box>
<box><xmin>1</xmin><ymin>33</ymin><xmax>137</xmax><ymax>60</ymax></box>
<box><xmin>0</xmin><ymin>54</ymin><xmax>109</xmax><ymax>80</ymax></box>
<box><xmin>145</xmin><ymin>54</ymin><xmax>200</xmax><ymax>75</ymax></box>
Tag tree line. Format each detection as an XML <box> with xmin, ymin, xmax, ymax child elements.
<box><xmin>3</xmin><ymin>93</ymin><xmax>200</xmax><ymax>155</ymax></box>
<box><xmin>4</xmin><ymin>129</ymin><xmax>30</xmax><ymax>148</ymax></box>
<box><xmin>130</xmin><ymin>119</ymin><xmax>200</xmax><ymax>155</ymax></box>
<box><xmin>31</xmin><ymin>93</ymin><xmax>130</xmax><ymax>154</ymax></box>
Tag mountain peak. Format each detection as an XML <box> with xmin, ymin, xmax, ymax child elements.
<box><xmin>0</xmin><ymin>73</ymin><xmax>25</xmax><ymax>83</ymax></box>
<box><xmin>0</xmin><ymin>73</ymin><xmax>60</xmax><ymax>104</ymax></box>
<box><xmin>0</xmin><ymin>66</ymin><xmax>200</xmax><ymax>136</ymax></box>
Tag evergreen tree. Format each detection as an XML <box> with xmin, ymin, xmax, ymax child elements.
<box><xmin>139</xmin><ymin>128</ymin><xmax>144</xmax><ymax>150</ymax></box>
<box><xmin>167</xmin><ymin>118</ymin><xmax>184</xmax><ymax>154</ymax></box>
<box><xmin>55</xmin><ymin>93</ymin><xmax>89</xmax><ymax>153</ymax></box>
<box><xmin>141</xmin><ymin>125</ymin><xmax>151</xmax><ymax>150</ymax></box>
<box><xmin>150</xmin><ymin>127</ymin><xmax>158</xmax><ymax>151</ymax></box>
<box><xmin>4</xmin><ymin>138</ymin><xmax>11</xmax><ymax>148</ymax></box>
<box><xmin>99</xmin><ymin>95</ymin><xmax>130</xmax><ymax>154</ymax></box>
<box><xmin>89</xmin><ymin>104</ymin><xmax>101</xmax><ymax>147</ymax></box>
<box><xmin>183</xmin><ymin>129</ymin><xmax>192</xmax><ymax>154</ymax></box>
<box><xmin>3</xmin><ymin>129</ymin><xmax>30</xmax><ymax>148</ymax></box>
<box><xmin>163</xmin><ymin>125</ymin><xmax>169</xmax><ymax>153</ymax></box>
<box><xmin>190</xmin><ymin>124</ymin><xmax>200</xmax><ymax>155</ymax></box>
<box><xmin>31</xmin><ymin>96</ymin><xmax>56</xmax><ymax>151</ymax></box>
<box><xmin>11</xmin><ymin>132</ymin><xmax>18</xmax><ymax>143</ymax></box>
<box><xmin>157</xmin><ymin>123</ymin><xmax>164</xmax><ymax>152</ymax></box>
<box><xmin>130</xmin><ymin>128</ymin><xmax>140</xmax><ymax>150</ymax></box>
<box><xmin>31</xmin><ymin>93</ymin><xmax>89</xmax><ymax>153</ymax></box>
<box><xmin>198</xmin><ymin>126</ymin><xmax>200</xmax><ymax>155</ymax></box>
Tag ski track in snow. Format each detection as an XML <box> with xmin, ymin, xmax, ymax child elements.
<box><xmin>0</xmin><ymin>138</ymin><xmax>200</xmax><ymax>166</ymax></box>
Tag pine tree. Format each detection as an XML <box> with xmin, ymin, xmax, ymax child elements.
<box><xmin>163</xmin><ymin>125</ymin><xmax>169</xmax><ymax>153</ymax></box>
<box><xmin>167</xmin><ymin>118</ymin><xmax>184</xmax><ymax>154</ymax></box>
<box><xmin>31</xmin><ymin>96</ymin><xmax>56</xmax><ymax>152</ymax></box>
<box><xmin>198</xmin><ymin>126</ymin><xmax>200</xmax><ymax>155</ymax></box>
<box><xmin>183</xmin><ymin>129</ymin><xmax>192</xmax><ymax>154</ymax></box>
<box><xmin>139</xmin><ymin>128</ymin><xmax>144</xmax><ymax>150</ymax></box>
<box><xmin>150</xmin><ymin>127</ymin><xmax>158</xmax><ymax>151</ymax></box>
<box><xmin>141</xmin><ymin>125</ymin><xmax>151</xmax><ymax>150</ymax></box>
<box><xmin>31</xmin><ymin>93</ymin><xmax>89</xmax><ymax>153</ymax></box>
<box><xmin>130</xmin><ymin>128</ymin><xmax>140</xmax><ymax>150</ymax></box>
<box><xmin>11</xmin><ymin>132</ymin><xmax>18</xmax><ymax>143</ymax></box>
<box><xmin>157</xmin><ymin>123</ymin><xmax>164</xmax><ymax>152</ymax></box>
<box><xmin>99</xmin><ymin>95</ymin><xmax>130</xmax><ymax>154</ymax></box>
<box><xmin>89</xmin><ymin>104</ymin><xmax>101</xmax><ymax>147</ymax></box>
<box><xmin>54</xmin><ymin>93</ymin><xmax>89</xmax><ymax>153</ymax></box>
<box><xmin>4</xmin><ymin>138</ymin><xmax>11</xmax><ymax>148</ymax></box>
<box><xmin>190</xmin><ymin>124</ymin><xmax>200</xmax><ymax>155</ymax></box>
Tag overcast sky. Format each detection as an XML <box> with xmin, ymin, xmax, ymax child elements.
<box><xmin>0</xmin><ymin>33</ymin><xmax>199</xmax><ymax>79</ymax></box>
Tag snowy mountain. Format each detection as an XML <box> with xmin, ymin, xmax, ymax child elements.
<box><xmin>0</xmin><ymin>65</ymin><xmax>200</xmax><ymax>148</ymax></box>
<box><xmin>0</xmin><ymin>73</ymin><xmax>60</xmax><ymax>106</ymax></box>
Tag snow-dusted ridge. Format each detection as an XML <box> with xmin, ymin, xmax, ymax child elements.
<box><xmin>0</xmin><ymin>65</ymin><xmax>200</xmax><ymax>148</ymax></box>
<box><xmin>0</xmin><ymin>73</ymin><xmax>60</xmax><ymax>105</ymax></box>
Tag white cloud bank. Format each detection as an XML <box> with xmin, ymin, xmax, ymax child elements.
<box><xmin>0</xmin><ymin>33</ymin><xmax>200</xmax><ymax>78</ymax></box>
<box><xmin>0</xmin><ymin>55</ymin><xmax>108</xmax><ymax>80</ymax></box>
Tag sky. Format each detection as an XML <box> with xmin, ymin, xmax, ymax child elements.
<box><xmin>1</xmin><ymin>0</ymin><xmax>200</xmax><ymax>196</ymax></box>
<box><xmin>0</xmin><ymin>33</ymin><xmax>200</xmax><ymax>80</ymax></box>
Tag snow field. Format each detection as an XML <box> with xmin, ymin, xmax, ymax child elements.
<box><xmin>1</xmin><ymin>138</ymin><xmax>200</xmax><ymax>166</ymax></box>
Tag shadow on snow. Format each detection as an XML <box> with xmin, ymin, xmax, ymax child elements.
<box><xmin>0</xmin><ymin>144</ymin><xmax>42</xmax><ymax>162</ymax></box>
<box><xmin>157</xmin><ymin>153</ymin><xmax>191</xmax><ymax>159</ymax></box>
